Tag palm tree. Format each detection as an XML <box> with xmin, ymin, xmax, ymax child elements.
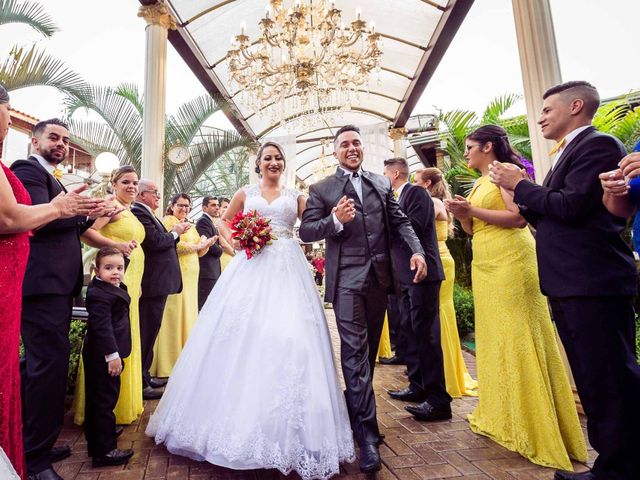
<box><xmin>0</xmin><ymin>0</ymin><xmax>87</xmax><ymax>97</ymax></box>
<box><xmin>190</xmin><ymin>147</ymin><xmax>249</xmax><ymax>198</ymax></box>
<box><xmin>437</xmin><ymin>93</ymin><xmax>529</xmax><ymax>196</ymax></box>
<box><xmin>64</xmin><ymin>83</ymin><xmax>255</xmax><ymax>202</ymax></box>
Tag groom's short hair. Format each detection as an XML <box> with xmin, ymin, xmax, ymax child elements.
<box><xmin>334</xmin><ymin>125</ymin><xmax>361</xmax><ymax>146</ymax></box>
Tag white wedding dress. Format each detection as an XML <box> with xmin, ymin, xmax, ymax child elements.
<box><xmin>147</xmin><ymin>185</ymin><xmax>355</xmax><ymax>479</ymax></box>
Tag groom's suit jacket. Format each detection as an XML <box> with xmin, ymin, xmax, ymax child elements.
<box><xmin>11</xmin><ymin>156</ymin><xmax>93</xmax><ymax>297</ymax></box>
<box><xmin>300</xmin><ymin>168</ymin><xmax>424</xmax><ymax>302</ymax></box>
<box><xmin>513</xmin><ymin>126</ymin><xmax>636</xmax><ymax>297</ymax></box>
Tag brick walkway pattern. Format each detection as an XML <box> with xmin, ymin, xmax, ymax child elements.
<box><xmin>56</xmin><ymin>309</ymin><xmax>593</xmax><ymax>480</ymax></box>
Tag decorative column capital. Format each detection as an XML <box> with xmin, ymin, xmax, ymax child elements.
<box><xmin>138</xmin><ymin>1</ymin><xmax>177</xmax><ymax>30</ymax></box>
<box><xmin>389</xmin><ymin>127</ymin><xmax>408</xmax><ymax>141</ymax></box>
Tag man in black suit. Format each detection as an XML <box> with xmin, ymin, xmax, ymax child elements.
<box><xmin>12</xmin><ymin>118</ymin><xmax>107</xmax><ymax>480</ymax></box>
<box><xmin>132</xmin><ymin>179</ymin><xmax>189</xmax><ymax>398</ymax></box>
<box><xmin>383</xmin><ymin>157</ymin><xmax>451</xmax><ymax>421</ymax></box>
<box><xmin>299</xmin><ymin>125</ymin><xmax>427</xmax><ymax>473</ymax></box>
<box><xmin>490</xmin><ymin>81</ymin><xmax>640</xmax><ymax>480</ymax></box>
<box><xmin>83</xmin><ymin>247</ymin><xmax>133</xmax><ymax>467</ymax></box>
<box><xmin>196</xmin><ymin>196</ymin><xmax>222</xmax><ymax>310</ymax></box>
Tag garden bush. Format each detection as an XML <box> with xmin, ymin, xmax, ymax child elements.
<box><xmin>453</xmin><ymin>283</ymin><xmax>475</xmax><ymax>338</ymax></box>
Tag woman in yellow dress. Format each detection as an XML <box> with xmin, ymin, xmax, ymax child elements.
<box><xmin>414</xmin><ymin>167</ymin><xmax>477</xmax><ymax>397</ymax></box>
<box><xmin>445</xmin><ymin>125</ymin><xmax>587</xmax><ymax>470</ymax></box>
<box><xmin>74</xmin><ymin>165</ymin><xmax>145</xmax><ymax>425</ymax></box>
<box><xmin>151</xmin><ymin>193</ymin><xmax>214</xmax><ymax>378</ymax></box>
<box><xmin>215</xmin><ymin>196</ymin><xmax>235</xmax><ymax>271</ymax></box>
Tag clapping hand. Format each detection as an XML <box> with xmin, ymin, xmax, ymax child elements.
<box><xmin>172</xmin><ymin>221</ymin><xmax>191</xmax><ymax>235</ymax></box>
<box><xmin>599</xmin><ymin>169</ymin><xmax>628</xmax><ymax>196</ymax></box>
<box><xmin>334</xmin><ymin>195</ymin><xmax>356</xmax><ymax>224</ymax></box>
<box><xmin>116</xmin><ymin>239</ymin><xmax>138</xmax><ymax>256</ymax></box>
<box><xmin>444</xmin><ymin>195</ymin><xmax>472</xmax><ymax>219</ymax></box>
<box><xmin>51</xmin><ymin>184</ymin><xmax>104</xmax><ymax>218</ymax></box>
<box><xmin>488</xmin><ymin>161</ymin><xmax>526</xmax><ymax>190</ymax></box>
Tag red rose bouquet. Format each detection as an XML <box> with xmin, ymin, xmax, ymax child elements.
<box><xmin>227</xmin><ymin>209</ymin><xmax>277</xmax><ymax>259</ymax></box>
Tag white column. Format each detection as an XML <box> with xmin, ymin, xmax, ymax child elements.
<box><xmin>389</xmin><ymin>127</ymin><xmax>408</xmax><ymax>160</ymax></box>
<box><xmin>138</xmin><ymin>1</ymin><xmax>176</xmax><ymax>201</ymax></box>
<box><xmin>512</xmin><ymin>0</ymin><xmax>561</xmax><ymax>182</ymax></box>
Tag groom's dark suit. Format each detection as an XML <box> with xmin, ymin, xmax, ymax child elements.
<box><xmin>300</xmin><ymin>168</ymin><xmax>424</xmax><ymax>446</ymax></box>
<box><xmin>12</xmin><ymin>156</ymin><xmax>94</xmax><ymax>475</ymax></box>
<box><xmin>391</xmin><ymin>183</ymin><xmax>450</xmax><ymax>407</ymax></box>
<box><xmin>513</xmin><ymin>126</ymin><xmax>640</xmax><ymax>479</ymax></box>
<box><xmin>132</xmin><ymin>202</ymin><xmax>182</xmax><ymax>386</ymax></box>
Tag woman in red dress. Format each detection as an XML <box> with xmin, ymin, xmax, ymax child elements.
<box><xmin>0</xmin><ymin>85</ymin><xmax>101</xmax><ymax>478</ymax></box>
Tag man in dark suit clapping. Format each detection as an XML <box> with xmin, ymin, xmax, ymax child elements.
<box><xmin>12</xmin><ymin>118</ymin><xmax>108</xmax><ymax>480</ymax></box>
<box><xmin>383</xmin><ymin>157</ymin><xmax>451</xmax><ymax>421</ymax></box>
<box><xmin>490</xmin><ymin>81</ymin><xmax>640</xmax><ymax>480</ymax></box>
<box><xmin>195</xmin><ymin>196</ymin><xmax>222</xmax><ymax>310</ymax></box>
<box><xmin>132</xmin><ymin>179</ymin><xmax>190</xmax><ymax>398</ymax></box>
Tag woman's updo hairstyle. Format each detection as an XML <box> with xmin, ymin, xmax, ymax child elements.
<box><xmin>466</xmin><ymin>125</ymin><xmax>524</xmax><ymax>169</ymax></box>
<box><xmin>254</xmin><ymin>141</ymin><xmax>286</xmax><ymax>175</ymax></box>
<box><xmin>417</xmin><ymin>167</ymin><xmax>452</xmax><ymax>201</ymax></box>
<box><xmin>110</xmin><ymin>165</ymin><xmax>137</xmax><ymax>185</ymax></box>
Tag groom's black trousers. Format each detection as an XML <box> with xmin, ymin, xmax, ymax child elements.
<box><xmin>333</xmin><ymin>269</ymin><xmax>387</xmax><ymax>446</ymax></box>
<box><xmin>549</xmin><ymin>296</ymin><xmax>640</xmax><ymax>479</ymax></box>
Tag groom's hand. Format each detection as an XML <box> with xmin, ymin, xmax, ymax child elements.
<box><xmin>410</xmin><ymin>254</ymin><xmax>427</xmax><ymax>283</ymax></box>
<box><xmin>335</xmin><ymin>195</ymin><xmax>356</xmax><ymax>224</ymax></box>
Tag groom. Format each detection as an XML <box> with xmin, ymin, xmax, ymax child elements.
<box><xmin>300</xmin><ymin>125</ymin><xmax>427</xmax><ymax>473</ymax></box>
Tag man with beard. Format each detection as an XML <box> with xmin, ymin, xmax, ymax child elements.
<box><xmin>12</xmin><ymin>119</ymin><xmax>109</xmax><ymax>480</ymax></box>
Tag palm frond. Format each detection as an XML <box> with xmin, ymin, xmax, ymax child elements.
<box><xmin>593</xmin><ymin>100</ymin><xmax>628</xmax><ymax>134</ymax></box>
<box><xmin>66</xmin><ymin>118</ymin><xmax>130</xmax><ymax>164</ymax></box>
<box><xmin>166</xmin><ymin>129</ymin><xmax>254</xmax><ymax>199</ymax></box>
<box><xmin>64</xmin><ymin>84</ymin><xmax>143</xmax><ymax>167</ymax></box>
<box><xmin>437</xmin><ymin>109</ymin><xmax>477</xmax><ymax>166</ymax></box>
<box><xmin>610</xmin><ymin>106</ymin><xmax>640</xmax><ymax>150</ymax></box>
<box><xmin>0</xmin><ymin>44</ymin><xmax>87</xmax><ymax>98</ymax></box>
<box><xmin>114</xmin><ymin>83</ymin><xmax>144</xmax><ymax>116</ymax></box>
<box><xmin>0</xmin><ymin>0</ymin><xmax>57</xmax><ymax>37</ymax></box>
<box><xmin>165</xmin><ymin>94</ymin><xmax>224</xmax><ymax>148</ymax></box>
<box><xmin>191</xmin><ymin>148</ymin><xmax>250</xmax><ymax>197</ymax></box>
<box><xmin>481</xmin><ymin>93</ymin><xmax>522</xmax><ymax>125</ymax></box>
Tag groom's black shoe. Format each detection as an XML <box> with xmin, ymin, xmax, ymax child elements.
<box><xmin>378</xmin><ymin>355</ymin><xmax>404</xmax><ymax>365</ymax></box>
<box><xmin>143</xmin><ymin>386</ymin><xmax>163</xmax><ymax>400</ymax></box>
<box><xmin>553</xmin><ymin>471</ymin><xmax>596</xmax><ymax>480</ymax></box>
<box><xmin>405</xmin><ymin>401</ymin><xmax>452</xmax><ymax>422</ymax></box>
<box><xmin>50</xmin><ymin>445</ymin><xmax>71</xmax><ymax>463</ymax></box>
<box><xmin>92</xmin><ymin>448</ymin><xmax>134</xmax><ymax>468</ymax></box>
<box><xmin>28</xmin><ymin>467</ymin><xmax>63</xmax><ymax>480</ymax></box>
<box><xmin>388</xmin><ymin>387</ymin><xmax>427</xmax><ymax>403</ymax></box>
<box><xmin>149</xmin><ymin>377</ymin><xmax>168</xmax><ymax>388</ymax></box>
<box><xmin>359</xmin><ymin>444</ymin><xmax>381</xmax><ymax>473</ymax></box>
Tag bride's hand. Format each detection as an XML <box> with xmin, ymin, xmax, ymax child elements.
<box><xmin>231</xmin><ymin>238</ymin><xmax>242</xmax><ymax>251</ymax></box>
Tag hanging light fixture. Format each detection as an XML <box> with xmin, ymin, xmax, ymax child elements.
<box><xmin>227</xmin><ymin>0</ymin><xmax>383</xmax><ymax>129</ymax></box>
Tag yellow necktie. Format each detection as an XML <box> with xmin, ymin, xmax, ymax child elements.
<box><xmin>52</xmin><ymin>168</ymin><xmax>64</xmax><ymax>180</ymax></box>
<box><xmin>393</xmin><ymin>189</ymin><xmax>399</xmax><ymax>200</ymax></box>
<box><xmin>548</xmin><ymin>137</ymin><xmax>566</xmax><ymax>156</ymax></box>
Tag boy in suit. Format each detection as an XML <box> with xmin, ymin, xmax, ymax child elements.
<box><xmin>83</xmin><ymin>247</ymin><xmax>134</xmax><ymax>467</ymax></box>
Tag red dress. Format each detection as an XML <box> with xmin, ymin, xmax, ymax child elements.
<box><xmin>0</xmin><ymin>162</ymin><xmax>30</xmax><ymax>479</ymax></box>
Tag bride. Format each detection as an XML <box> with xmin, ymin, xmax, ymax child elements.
<box><xmin>146</xmin><ymin>142</ymin><xmax>355</xmax><ymax>479</ymax></box>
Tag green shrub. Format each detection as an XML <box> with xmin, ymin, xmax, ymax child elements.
<box><xmin>453</xmin><ymin>284</ymin><xmax>475</xmax><ymax>338</ymax></box>
<box><xmin>68</xmin><ymin>318</ymin><xmax>87</xmax><ymax>391</ymax></box>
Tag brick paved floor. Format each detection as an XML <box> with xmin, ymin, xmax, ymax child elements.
<box><xmin>56</xmin><ymin>309</ymin><xmax>593</xmax><ymax>479</ymax></box>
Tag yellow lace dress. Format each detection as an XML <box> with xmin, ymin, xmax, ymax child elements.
<box><xmin>436</xmin><ymin>219</ymin><xmax>478</xmax><ymax>397</ymax></box>
<box><xmin>73</xmin><ymin>209</ymin><xmax>146</xmax><ymax>425</ymax></box>
<box><xmin>150</xmin><ymin>216</ymin><xmax>201</xmax><ymax>378</ymax></box>
<box><xmin>466</xmin><ymin>176</ymin><xmax>587</xmax><ymax>470</ymax></box>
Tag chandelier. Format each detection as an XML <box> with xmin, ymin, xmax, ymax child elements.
<box><xmin>227</xmin><ymin>0</ymin><xmax>383</xmax><ymax>129</ymax></box>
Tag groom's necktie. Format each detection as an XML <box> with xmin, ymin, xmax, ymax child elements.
<box><xmin>348</xmin><ymin>171</ymin><xmax>363</xmax><ymax>202</ymax></box>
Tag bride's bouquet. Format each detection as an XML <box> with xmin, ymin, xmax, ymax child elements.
<box><xmin>227</xmin><ymin>210</ymin><xmax>277</xmax><ymax>259</ymax></box>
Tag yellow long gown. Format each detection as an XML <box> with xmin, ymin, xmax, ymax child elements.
<box><xmin>150</xmin><ymin>216</ymin><xmax>200</xmax><ymax>378</ymax></box>
<box><xmin>436</xmin><ymin>219</ymin><xmax>478</xmax><ymax>397</ymax></box>
<box><xmin>376</xmin><ymin>315</ymin><xmax>393</xmax><ymax>360</ymax></box>
<box><xmin>466</xmin><ymin>176</ymin><xmax>587</xmax><ymax>470</ymax></box>
<box><xmin>73</xmin><ymin>210</ymin><xmax>146</xmax><ymax>425</ymax></box>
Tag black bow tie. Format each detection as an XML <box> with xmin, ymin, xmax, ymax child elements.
<box><xmin>351</xmin><ymin>172</ymin><xmax>359</xmax><ymax>178</ymax></box>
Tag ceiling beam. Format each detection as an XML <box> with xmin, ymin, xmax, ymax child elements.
<box><xmin>393</xmin><ymin>0</ymin><xmax>474</xmax><ymax>127</ymax></box>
